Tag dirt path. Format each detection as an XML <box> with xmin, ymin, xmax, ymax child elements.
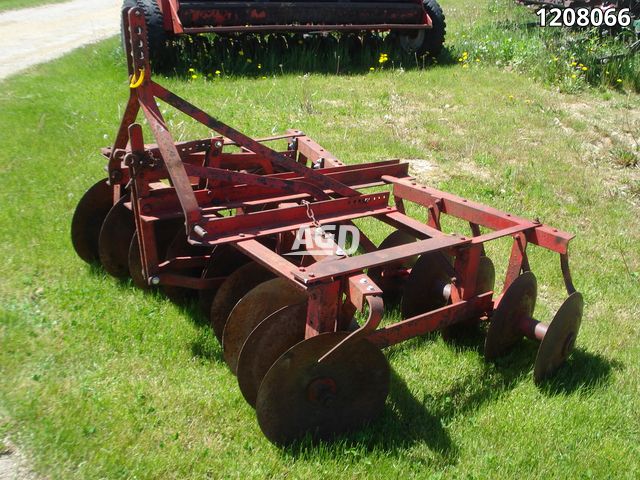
<box><xmin>0</xmin><ymin>0</ymin><xmax>121</xmax><ymax>81</ymax></box>
<box><xmin>0</xmin><ymin>440</ymin><xmax>35</xmax><ymax>480</ymax></box>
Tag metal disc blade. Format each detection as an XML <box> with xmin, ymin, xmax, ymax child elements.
<box><xmin>210</xmin><ymin>262</ymin><xmax>275</xmax><ymax>342</ymax></box>
<box><xmin>368</xmin><ymin>230</ymin><xmax>418</xmax><ymax>302</ymax></box>
<box><xmin>223</xmin><ymin>278</ymin><xmax>307</xmax><ymax>374</ymax></box>
<box><xmin>128</xmin><ymin>233</ymin><xmax>148</xmax><ymax>290</ymax></box>
<box><xmin>198</xmin><ymin>246</ymin><xmax>250</xmax><ymax>317</ymax></box>
<box><xmin>237</xmin><ymin>302</ymin><xmax>308</xmax><ymax>407</ymax></box>
<box><xmin>442</xmin><ymin>255</ymin><xmax>496</xmax><ymax>341</ymax></box>
<box><xmin>128</xmin><ymin>218</ymin><xmax>183</xmax><ymax>291</ymax></box>
<box><xmin>534</xmin><ymin>292</ymin><xmax>583</xmax><ymax>384</ymax></box>
<box><xmin>71</xmin><ymin>179</ymin><xmax>113</xmax><ymax>264</ymax></box>
<box><xmin>484</xmin><ymin>271</ymin><xmax>537</xmax><ymax>360</ymax></box>
<box><xmin>161</xmin><ymin>229</ymin><xmax>210</xmax><ymax>303</ymax></box>
<box><xmin>98</xmin><ymin>196</ymin><xmax>135</xmax><ymax>279</ymax></box>
<box><xmin>401</xmin><ymin>251</ymin><xmax>454</xmax><ymax>319</ymax></box>
<box><xmin>256</xmin><ymin>332</ymin><xmax>390</xmax><ymax>446</ymax></box>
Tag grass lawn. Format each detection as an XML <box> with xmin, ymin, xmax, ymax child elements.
<box><xmin>0</xmin><ymin>0</ymin><xmax>67</xmax><ymax>13</ymax></box>
<box><xmin>1</xmin><ymin>0</ymin><xmax>639</xmax><ymax>478</ymax></box>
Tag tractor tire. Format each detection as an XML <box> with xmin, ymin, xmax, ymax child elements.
<box><xmin>121</xmin><ymin>0</ymin><xmax>169</xmax><ymax>67</ymax></box>
<box><xmin>398</xmin><ymin>0</ymin><xmax>446</xmax><ymax>58</ymax></box>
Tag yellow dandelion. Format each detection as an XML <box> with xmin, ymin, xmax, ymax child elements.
<box><xmin>582</xmin><ymin>66</ymin><xmax>588</xmax><ymax>71</ymax></box>
<box><xmin>617</xmin><ymin>78</ymin><xmax>623</xmax><ymax>83</ymax></box>
<box><xmin>191</xmin><ymin>74</ymin><xmax>198</xmax><ymax>80</ymax></box>
<box><xmin>258</xmin><ymin>64</ymin><xmax>262</xmax><ymax>69</ymax></box>
<box><xmin>571</xmin><ymin>74</ymin><xmax>577</xmax><ymax>79</ymax></box>
<box><xmin>238</xmin><ymin>50</ymin><xmax>244</xmax><ymax>56</ymax></box>
<box><xmin>247</xmin><ymin>58</ymin><xmax>252</xmax><ymax>63</ymax></box>
<box><xmin>458</xmin><ymin>57</ymin><xmax>463</xmax><ymax>62</ymax></box>
<box><xmin>571</xmin><ymin>61</ymin><xmax>577</xmax><ymax>67</ymax></box>
<box><xmin>215</xmin><ymin>70</ymin><xmax>221</xmax><ymax>75</ymax></box>
<box><xmin>369</xmin><ymin>67</ymin><xmax>375</xmax><ymax>72</ymax></box>
<box><xmin>553</xmin><ymin>57</ymin><xmax>559</xmax><ymax>62</ymax></box>
<box><xmin>262</xmin><ymin>76</ymin><xmax>267</xmax><ymax>79</ymax></box>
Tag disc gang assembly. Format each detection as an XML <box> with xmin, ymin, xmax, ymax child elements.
<box><xmin>72</xmin><ymin>8</ymin><xmax>585</xmax><ymax>446</ymax></box>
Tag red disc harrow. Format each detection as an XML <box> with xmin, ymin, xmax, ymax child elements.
<box><xmin>72</xmin><ymin>8</ymin><xmax>585</xmax><ymax>446</ymax></box>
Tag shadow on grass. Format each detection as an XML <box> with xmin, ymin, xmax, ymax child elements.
<box><xmin>175</xmin><ymin>298</ymin><xmax>227</xmax><ymax>364</ymax></box>
<box><xmin>150</xmin><ymin>33</ymin><xmax>457</xmax><ymax>78</ymax></box>
<box><xmin>282</xmin><ymin>368</ymin><xmax>459</xmax><ymax>466</ymax></box>
<box><xmin>538</xmin><ymin>349</ymin><xmax>620</xmax><ymax>396</ymax></box>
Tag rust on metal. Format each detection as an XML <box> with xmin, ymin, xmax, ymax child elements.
<box><xmin>71</xmin><ymin>7</ymin><xmax>585</xmax><ymax>446</ymax></box>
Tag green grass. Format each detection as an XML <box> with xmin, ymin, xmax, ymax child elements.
<box><xmin>0</xmin><ymin>0</ymin><xmax>67</xmax><ymax>12</ymax></box>
<box><xmin>162</xmin><ymin>0</ymin><xmax>640</xmax><ymax>92</ymax></box>
<box><xmin>1</xmin><ymin>0</ymin><xmax>640</xmax><ymax>478</ymax></box>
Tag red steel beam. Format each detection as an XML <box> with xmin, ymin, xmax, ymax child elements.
<box><xmin>295</xmin><ymin>234</ymin><xmax>468</xmax><ymax>284</ymax></box>
<box><xmin>200</xmin><ymin>193</ymin><xmax>394</xmax><ymax>245</ymax></box>
<box><xmin>387</xmin><ymin>177</ymin><xmax>574</xmax><ymax>254</ymax></box>
<box><xmin>367</xmin><ymin>292</ymin><xmax>494</xmax><ymax>348</ymax></box>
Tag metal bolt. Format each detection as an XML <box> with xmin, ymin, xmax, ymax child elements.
<box><xmin>193</xmin><ymin>225</ymin><xmax>207</xmax><ymax>238</ymax></box>
<box><xmin>367</xmin><ymin>286</ymin><xmax>375</xmax><ymax>292</ymax></box>
<box><xmin>239</xmin><ymin>233</ymin><xmax>245</xmax><ymax>238</ymax></box>
<box><xmin>360</xmin><ymin>278</ymin><xmax>368</xmax><ymax>284</ymax></box>
<box><xmin>151</xmin><ymin>276</ymin><xmax>160</xmax><ymax>286</ymax></box>
<box><xmin>308</xmin><ymin>273</ymin><xmax>316</xmax><ymax>278</ymax></box>
<box><xmin>214</xmin><ymin>140</ymin><xmax>223</xmax><ymax>149</ymax></box>
<box><xmin>299</xmin><ymin>267</ymin><xmax>306</xmax><ymax>272</ymax></box>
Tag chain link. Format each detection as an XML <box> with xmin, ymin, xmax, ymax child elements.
<box><xmin>301</xmin><ymin>200</ymin><xmax>322</xmax><ymax>230</ymax></box>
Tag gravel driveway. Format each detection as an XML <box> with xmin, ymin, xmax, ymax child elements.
<box><xmin>0</xmin><ymin>0</ymin><xmax>121</xmax><ymax>81</ymax></box>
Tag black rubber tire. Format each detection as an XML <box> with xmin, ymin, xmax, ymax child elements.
<box><xmin>121</xmin><ymin>0</ymin><xmax>168</xmax><ymax>66</ymax></box>
<box><xmin>398</xmin><ymin>0</ymin><xmax>446</xmax><ymax>58</ymax></box>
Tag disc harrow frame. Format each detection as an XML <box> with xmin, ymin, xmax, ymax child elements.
<box><xmin>73</xmin><ymin>7</ymin><xmax>585</xmax><ymax>445</ymax></box>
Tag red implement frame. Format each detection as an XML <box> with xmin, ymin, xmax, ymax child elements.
<box><xmin>156</xmin><ymin>0</ymin><xmax>433</xmax><ymax>36</ymax></box>
<box><xmin>110</xmin><ymin>8</ymin><xmax>577</xmax><ymax>356</ymax></box>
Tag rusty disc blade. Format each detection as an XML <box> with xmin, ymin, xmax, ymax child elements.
<box><xmin>484</xmin><ymin>271</ymin><xmax>537</xmax><ymax>360</ymax></box>
<box><xmin>210</xmin><ymin>262</ymin><xmax>275</xmax><ymax>342</ymax></box>
<box><xmin>534</xmin><ymin>292</ymin><xmax>583</xmax><ymax>384</ymax></box>
<box><xmin>401</xmin><ymin>251</ymin><xmax>454</xmax><ymax>319</ymax></box>
<box><xmin>161</xmin><ymin>229</ymin><xmax>210</xmax><ymax>303</ymax></box>
<box><xmin>237</xmin><ymin>302</ymin><xmax>308</xmax><ymax>407</ymax></box>
<box><xmin>71</xmin><ymin>179</ymin><xmax>113</xmax><ymax>264</ymax></box>
<box><xmin>441</xmin><ymin>255</ymin><xmax>496</xmax><ymax>341</ymax></box>
<box><xmin>128</xmin><ymin>233</ymin><xmax>148</xmax><ymax>290</ymax></box>
<box><xmin>368</xmin><ymin>230</ymin><xmax>418</xmax><ymax>303</ymax></box>
<box><xmin>98</xmin><ymin>196</ymin><xmax>136</xmax><ymax>279</ymax></box>
<box><xmin>198</xmin><ymin>245</ymin><xmax>250</xmax><ymax>317</ymax></box>
<box><xmin>223</xmin><ymin>278</ymin><xmax>307</xmax><ymax>374</ymax></box>
<box><xmin>128</xmin><ymin>218</ymin><xmax>183</xmax><ymax>290</ymax></box>
<box><xmin>256</xmin><ymin>332</ymin><xmax>390</xmax><ymax>446</ymax></box>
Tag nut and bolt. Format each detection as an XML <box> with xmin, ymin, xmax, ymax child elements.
<box><xmin>150</xmin><ymin>276</ymin><xmax>160</xmax><ymax>286</ymax></box>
